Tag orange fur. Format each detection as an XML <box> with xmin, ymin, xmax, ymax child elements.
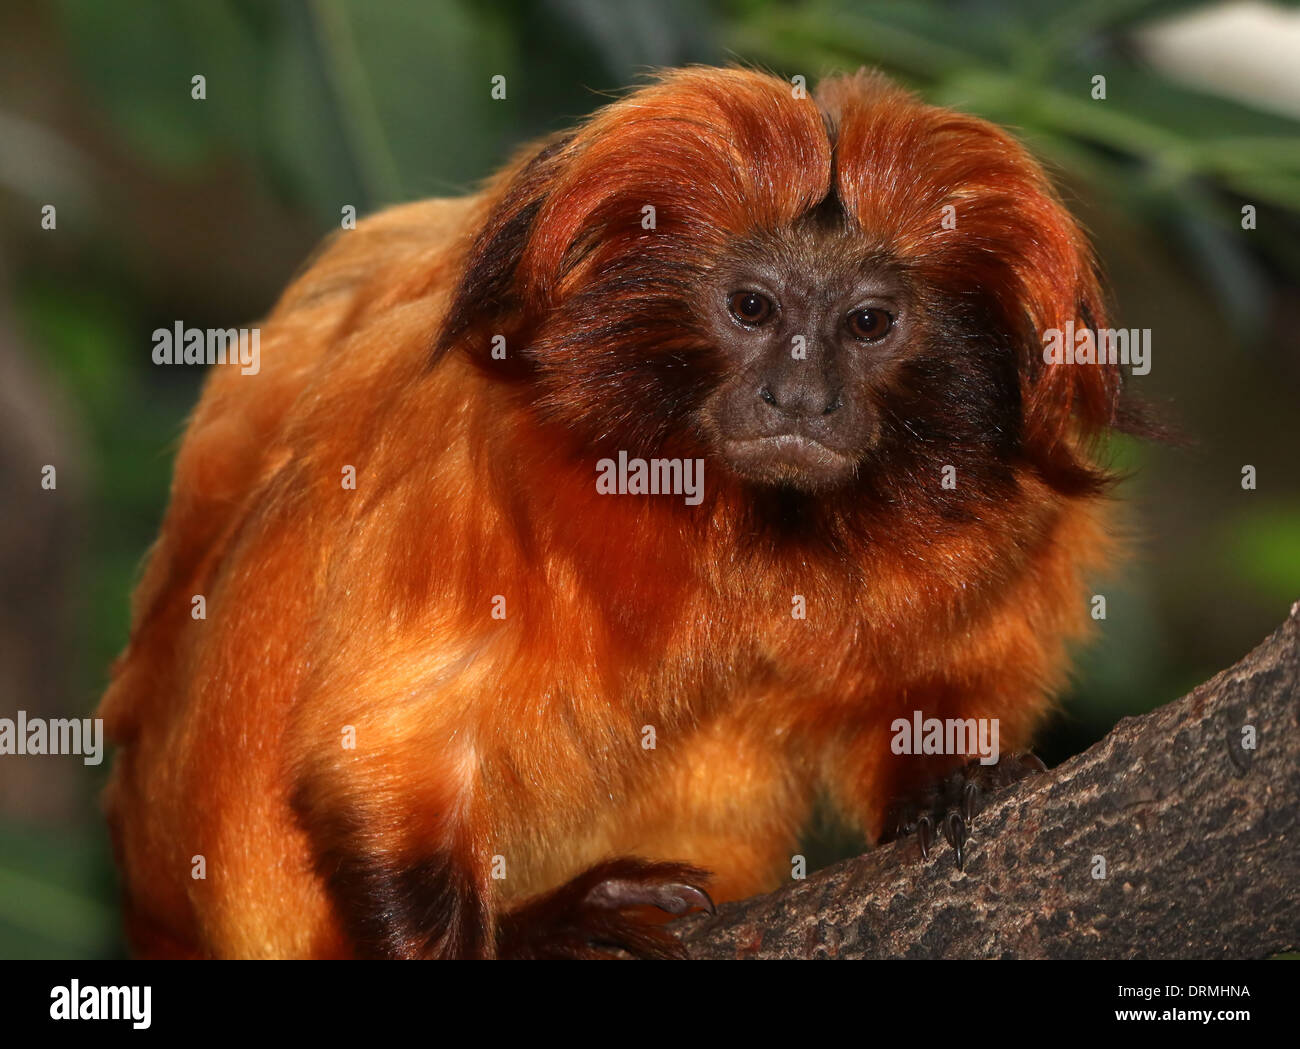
<box><xmin>100</xmin><ymin>68</ymin><xmax>1124</xmax><ymax>958</ymax></box>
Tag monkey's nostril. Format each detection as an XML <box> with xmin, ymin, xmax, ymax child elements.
<box><xmin>759</xmin><ymin>385</ymin><xmax>778</xmax><ymax>407</ymax></box>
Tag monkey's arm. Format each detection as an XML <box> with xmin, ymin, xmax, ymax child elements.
<box><xmin>287</xmin><ymin>637</ymin><xmax>719</xmax><ymax>959</ymax></box>
<box><xmin>823</xmin><ymin>496</ymin><xmax>1109</xmax><ymax>854</ymax></box>
<box><xmin>286</xmin><ymin>653</ymin><xmax>497</xmax><ymax>957</ymax></box>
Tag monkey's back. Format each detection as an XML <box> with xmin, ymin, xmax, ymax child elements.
<box><xmin>98</xmin><ymin>197</ymin><xmax>482</xmax><ymax>957</ymax></box>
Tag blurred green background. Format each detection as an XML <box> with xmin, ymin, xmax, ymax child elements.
<box><xmin>1</xmin><ymin>0</ymin><xmax>1297</xmax><ymax>958</ymax></box>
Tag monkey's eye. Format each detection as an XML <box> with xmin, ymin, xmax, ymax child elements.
<box><xmin>728</xmin><ymin>291</ymin><xmax>776</xmax><ymax>327</ymax></box>
<box><xmin>846</xmin><ymin>307</ymin><xmax>893</xmax><ymax>342</ymax></box>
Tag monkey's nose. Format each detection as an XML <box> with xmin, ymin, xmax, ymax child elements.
<box><xmin>758</xmin><ymin>383</ymin><xmax>842</xmax><ymax>419</ymax></box>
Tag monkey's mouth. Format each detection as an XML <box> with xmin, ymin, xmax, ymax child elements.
<box><xmin>721</xmin><ymin>433</ymin><xmax>859</xmax><ymax>490</ymax></box>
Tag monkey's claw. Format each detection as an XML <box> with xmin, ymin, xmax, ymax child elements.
<box><xmin>942</xmin><ymin>810</ymin><xmax>969</xmax><ymax>870</ymax></box>
<box><xmin>915</xmin><ymin>814</ymin><xmax>935</xmax><ymax>860</ymax></box>
<box><xmin>498</xmin><ymin>858</ymin><xmax>713</xmax><ymax>959</ymax></box>
<box><xmin>584</xmin><ymin>875</ymin><xmax>715</xmax><ymax>916</ymax></box>
<box><xmin>883</xmin><ymin>751</ymin><xmax>1046</xmax><ymax>871</ymax></box>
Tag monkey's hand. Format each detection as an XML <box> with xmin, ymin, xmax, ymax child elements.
<box><xmin>880</xmin><ymin>752</ymin><xmax>1047</xmax><ymax>871</ymax></box>
<box><xmin>496</xmin><ymin>858</ymin><xmax>714</xmax><ymax>959</ymax></box>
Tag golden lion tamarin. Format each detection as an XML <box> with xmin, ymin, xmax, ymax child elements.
<box><xmin>99</xmin><ymin>67</ymin><xmax>1133</xmax><ymax>958</ymax></box>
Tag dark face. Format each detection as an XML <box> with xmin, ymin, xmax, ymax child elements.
<box><xmin>697</xmin><ymin>217</ymin><xmax>917</xmax><ymax>492</ymax></box>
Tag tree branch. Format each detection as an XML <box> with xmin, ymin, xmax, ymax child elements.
<box><xmin>675</xmin><ymin>602</ymin><xmax>1300</xmax><ymax>959</ymax></box>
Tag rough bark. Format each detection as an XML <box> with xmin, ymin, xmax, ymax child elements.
<box><xmin>675</xmin><ymin>602</ymin><xmax>1300</xmax><ymax>959</ymax></box>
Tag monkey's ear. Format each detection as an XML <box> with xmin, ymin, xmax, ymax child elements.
<box><xmin>969</xmin><ymin>176</ymin><xmax>1122</xmax><ymax>488</ymax></box>
<box><xmin>433</xmin><ymin>133</ymin><xmax>574</xmax><ymax>360</ymax></box>
<box><xmin>1021</xmin><ymin>257</ymin><xmax>1118</xmax><ymax>448</ymax></box>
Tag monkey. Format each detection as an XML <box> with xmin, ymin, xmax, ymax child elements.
<box><xmin>98</xmin><ymin>66</ymin><xmax>1136</xmax><ymax>959</ymax></box>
